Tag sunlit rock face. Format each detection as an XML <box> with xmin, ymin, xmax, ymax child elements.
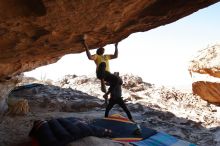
<box><xmin>192</xmin><ymin>81</ymin><xmax>220</xmax><ymax>103</ymax></box>
<box><xmin>189</xmin><ymin>44</ymin><xmax>220</xmax><ymax>104</ymax></box>
<box><xmin>0</xmin><ymin>0</ymin><xmax>219</xmax><ymax>80</ymax></box>
<box><xmin>189</xmin><ymin>44</ymin><xmax>220</xmax><ymax>78</ymax></box>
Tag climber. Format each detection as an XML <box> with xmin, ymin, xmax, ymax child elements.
<box><xmin>82</xmin><ymin>34</ymin><xmax>118</xmax><ymax>93</ymax></box>
<box><xmin>103</xmin><ymin>72</ymin><xmax>133</xmax><ymax>122</ymax></box>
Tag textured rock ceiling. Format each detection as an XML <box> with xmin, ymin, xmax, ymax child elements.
<box><xmin>0</xmin><ymin>0</ymin><xmax>219</xmax><ymax>81</ymax></box>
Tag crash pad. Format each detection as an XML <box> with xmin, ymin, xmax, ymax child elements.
<box><xmin>91</xmin><ymin>114</ymin><xmax>157</xmax><ymax>142</ymax></box>
<box><xmin>130</xmin><ymin>132</ymin><xmax>197</xmax><ymax>146</ymax></box>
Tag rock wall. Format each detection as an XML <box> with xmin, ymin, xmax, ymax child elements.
<box><xmin>0</xmin><ymin>0</ymin><xmax>219</xmax><ymax>81</ymax></box>
<box><xmin>0</xmin><ymin>76</ymin><xmax>20</xmax><ymax>114</ymax></box>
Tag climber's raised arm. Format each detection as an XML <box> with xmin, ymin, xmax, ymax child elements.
<box><xmin>82</xmin><ymin>34</ymin><xmax>96</xmax><ymax>60</ymax></box>
<box><xmin>110</xmin><ymin>42</ymin><xmax>118</xmax><ymax>59</ymax></box>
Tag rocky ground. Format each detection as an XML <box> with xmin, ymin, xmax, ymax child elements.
<box><xmin>0</xmin><ymin>74</ymin><xmax>220</xmax><ymax>146</ymax></box>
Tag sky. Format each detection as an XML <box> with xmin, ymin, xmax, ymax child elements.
<box><xmin>25</xmin><ymin>2</ymin><xmax>220</xmax><ymax>90</ymax></box>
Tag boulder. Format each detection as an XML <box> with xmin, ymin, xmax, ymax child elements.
<box><xmin>189</xmin><ymin>44</ymin><xmax>220</xmax><ymax>104</ymax></box>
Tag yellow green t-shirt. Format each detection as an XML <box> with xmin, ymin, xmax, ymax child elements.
<box><xmin>94</xmin><ymin>54</ymin><xmax>110</xmax><ymax>72</ymax></box>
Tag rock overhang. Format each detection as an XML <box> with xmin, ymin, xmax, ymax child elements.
<box><xmin>0</xmin><ymin>0</ymin><xmax>219</xmax><ymax>81</ymax></box>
